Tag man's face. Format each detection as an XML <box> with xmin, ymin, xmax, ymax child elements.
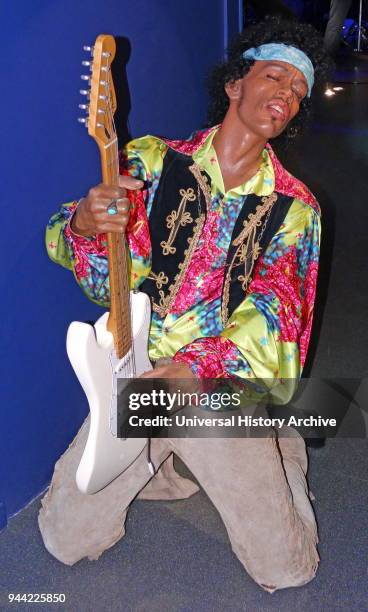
<box><xmin>225</xmin><ymin>60</ymin><xmax>309</xmax><ymax>139</ymax></box>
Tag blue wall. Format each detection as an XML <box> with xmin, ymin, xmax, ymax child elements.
<box><xmin>0</xmin><ymin>0</ymin><xmax>239</xmax><ymax>520</ymax></box>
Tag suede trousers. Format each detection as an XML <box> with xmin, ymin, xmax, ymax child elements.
<box><xmin>38</xmin><ymin>416</ymin><xmax>319</xmax><ymax>593</ymax></box>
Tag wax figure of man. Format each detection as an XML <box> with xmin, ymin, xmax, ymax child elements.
<box><xmin>39</xmin><ymin>18</ymin><xmax>331</xmax><ymax>592</ymax></box>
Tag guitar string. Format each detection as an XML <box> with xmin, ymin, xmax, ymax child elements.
<box><xmin>105</xmin><ymin>64</ymin><xmax>136</xmax><ymax>378</ymax></box>
<box><xmin>105</xmin><ymin>55</ymin><xmax>154</xmax><ymax>475</ymax></box>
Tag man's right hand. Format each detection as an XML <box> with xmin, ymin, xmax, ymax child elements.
<box><xmin>70</xmin><ymin>175</ymin><xmax>144</xmax><ymax>237</ymax></box>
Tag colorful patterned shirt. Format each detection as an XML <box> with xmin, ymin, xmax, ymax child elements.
<box><xmin>46</xmin><ymin>126</ymin><xmax>321</xmax><ymax>388</ymax></box>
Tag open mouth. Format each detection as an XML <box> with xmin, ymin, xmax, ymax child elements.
<box><xmin>266</xmin><ymin>101</ymin><xmax>289</xmax><ymax>122</ymax></box>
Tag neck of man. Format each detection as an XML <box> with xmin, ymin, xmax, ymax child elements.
<box><xmin>212</xmin><ymin>109</ymin><xmax>268</xmax><ymax>193</ymax></box>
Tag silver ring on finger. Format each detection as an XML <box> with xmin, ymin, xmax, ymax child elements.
<box><xmin>106</xmin><ymin>199</ymin><xmax>119</xmax><ymax>216</ymax></box>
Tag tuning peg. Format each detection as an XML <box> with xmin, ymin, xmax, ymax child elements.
<box><xmin>99</xmin><ymin>94</ymin><xmax>107</xmax><ymax>100</ymax></box>
<box><xmin>97</xmin><ymin>108</ymin><xmax>105</xmax><ymax>114</ymax></box>
<box><xmin>102</xmin><ymin>52</ymin><xmax>111</xmax><ymax>58</ymax></box>
<box><xmin>78</xmin><ymin>117</ymin><xmax>88</xmax><ymax>127</ymax></box>
<box><xmin>96</xmin><ymin>123</ymin><xmax>104</xmax><ymax>128</ymax></box>
<box><xmin>83</xmin><ymin>45</ymin><xmax>94</xmax><ymax>56</ymax></box>
<box><xmin>100</xmin><ymin>80</ymin><xmax>107</xmax><ymax>86</ymax></box>
<box><xmin>82</xmin><ymin>60</ymin><xmax>91</xmax><ymax>66</ymax></box>
<box><xmin>78</xmin><ymin>103</ymin><xmax>88</xmax><ymax>110</ymax></box>
<box><xmin>79</xmin><ymin>89</ymin><xmax>90</xmax><ymax>97</ymax></box>
<box><xmin>81</xmin><ymin>74</ymin><xmax>90</xmax><ymax>81</ymax></box>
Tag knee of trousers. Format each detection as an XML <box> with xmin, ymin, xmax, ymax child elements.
<box><xmin>37</xmin><ymin>426</ymin><xmax>171</xmax><ymax>565</ymax></box>
<box><xmin>231</xmin><ymin>527</ymin><xmax>319</xmax><ymax>594</ymax></box>
<box><xmin>210</xmin><ymin>436</ymin><xmax>319</xmax><ymax>592</ymax></box>
<box><xmin>37</xmin><ymin>417</ymin><xmax>128</xmax><ymax>566</ymax></box>
<box><xmin>38</xmin><ymin>477</ymin><xmax>128</xmax><ymax>566</ymax></box>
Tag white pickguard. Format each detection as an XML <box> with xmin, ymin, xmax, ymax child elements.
<box><xmin>66</xmin><ymin>291</ymin><xmax>152</xmax><ymax>494</ymax></box>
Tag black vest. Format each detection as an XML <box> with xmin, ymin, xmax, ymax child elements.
<box><xmin>140</xmin><ymin>148</ymin><xmax>293</xmax><ymax>325</ymax></box>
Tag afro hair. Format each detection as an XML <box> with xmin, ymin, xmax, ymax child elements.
<box><xmin>207</xmin><ymin>16</ymin><xmax>333</xmax><ymax>146</ymax></box>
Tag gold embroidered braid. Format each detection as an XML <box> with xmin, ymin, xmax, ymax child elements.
<box><xmin>147</xmin><ymin>270</ymin><xmax>169</xmax><ymax>289</ymax></box>
<box><xmin>151</xmin><ymin>163</ymin><xmax>212</xmax><ymax>317</ymax></box>
<box><xmin>232</xmin><ymin>193</ymin><xmax>278</xmax><ymax>247</ymax></box>
<box><xmin>188</xmin><ymin>163</ymin><xmax>212</xmax><ymax>212</ymax></box>
<box><xmin>153</xmin><ymin>214</ymin><xmax>206</xmax><ymax>317</ymax></box>
<box><xmin>221</xmin><ymin>193</ymin><xmax>278</xmax><ymax>326</ymax></box>
<box><xmin>160</xmin><ymin>188</ymin><xmax>196</xmax><ymax>255</ymax></box>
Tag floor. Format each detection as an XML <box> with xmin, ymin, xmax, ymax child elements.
<box><xmin>1</xmin><ymin>440</ymin><xmax>367</xmax><ymax>611</ymax></box>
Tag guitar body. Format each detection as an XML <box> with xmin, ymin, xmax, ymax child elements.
<box><xmin>66</xmin><ymin>291</ymin><xmax>152</xmax><ymax>494</ymax></box>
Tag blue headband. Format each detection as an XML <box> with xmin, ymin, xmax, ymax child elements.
<box><xmin>242</xmin><ymin>43</ymin><xmax>314</xmax><ymax>97</ymax></box>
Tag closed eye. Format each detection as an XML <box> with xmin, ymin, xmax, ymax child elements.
<box><xmin>293</xmin><ymin>89</ymin><xmax>304</xmax><ymax>101</ymax></box>
<box><xmin>266</xmin><ymin>74</ymin><xmax>279</xmax><ymax>81</ymax></box>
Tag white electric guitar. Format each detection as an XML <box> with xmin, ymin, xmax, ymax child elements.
<box><xmin>67</xmin><ymin>35</ymin><xmax>152</xmax><ymax>495</ymax></box>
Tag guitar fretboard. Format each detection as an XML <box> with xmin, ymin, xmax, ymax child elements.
<box><xmin>103</xmin><ymin>139</ymin><xmax>132</xmax><ymax>359</ymax></box>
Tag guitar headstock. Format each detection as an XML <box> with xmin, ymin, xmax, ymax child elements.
<box><xmin>78</xmin><ymin>35</ymin><xmax>117</xmax><ymax>149</ymax></box>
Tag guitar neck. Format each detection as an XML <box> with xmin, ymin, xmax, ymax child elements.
<box><xmin>100</xmin><ymin>141</ymin><xmax>132</xmax><ymax>359</ymax></box>
<box><xmin>82</xmin><ymin>34</ymin><xmax>131</xmax><ymax>359</ymax></box>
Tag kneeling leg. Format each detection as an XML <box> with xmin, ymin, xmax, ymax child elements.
<box><xmin>169</xmin><ymin>433</ymin><xmax>319</xmax><ymax>593</ymax></box>
<box><xmin>38</xmin><ymin>417</ymin><xmax>170</xmax><ymax>565</ymax></box>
